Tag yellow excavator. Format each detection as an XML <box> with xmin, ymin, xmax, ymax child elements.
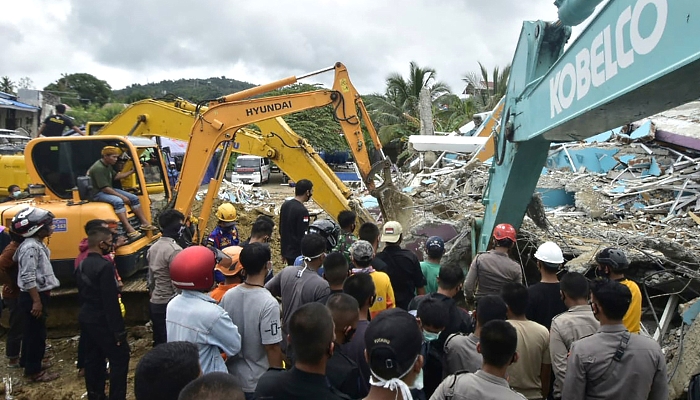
<box><xmin>0</xmin><ymin>62</ymin><xmax>411</xmax><ymax>284</ymax></box>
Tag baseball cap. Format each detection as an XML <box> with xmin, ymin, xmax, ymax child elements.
<box><xmin>364</xmin><ymin>308</ymin><xmax>422</xmax><ymax>380</ymax></box>
<box><xmin>426</xmin><ymin>236</ymin><xmax>445</xmax><ymax>255</ymax></box>
<box><xmin>381</xmin><ymin>221</ymin><xmax>403</xmax><ymax>244</ymax></box>
<box><xmin>350</xmin><ymin>240</ymin><xmax>374</xmax><ymax>263</ymax></box>
<box><xmin>215</xmin><ymin>246</ymin><xmax>243</xmax><ymax>276</ymax></box>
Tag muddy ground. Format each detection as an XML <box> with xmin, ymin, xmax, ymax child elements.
<box><xmin>0</xmin><ymin>173</ymin><xmax>323</xmax><ymax>399</ymax></box>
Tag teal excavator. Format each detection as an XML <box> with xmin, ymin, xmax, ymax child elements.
<box><xmin>475</xmin><ymin>0</ymin><xmax>700</xmax><ymax>253</ymax></box>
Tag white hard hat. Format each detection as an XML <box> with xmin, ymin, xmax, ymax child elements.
<box><xmin>534</xmin><ymin>241</ymin><xmax>564</xmax><ymax>264</ymax></box>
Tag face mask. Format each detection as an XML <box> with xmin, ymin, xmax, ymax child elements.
<box><xmin>423</xmin><ymin>329</ymin><xmax>441</xmax><ymax>342</ymax></box>
<box><xmin>409</xmin><ymin>365</ymin><xmax>424</xmax><ymax>391</ymax></box>
<box><xmin>11</xmin><ymin>191</ymin><xmax>21</xmax><ymax>198</ymax></box>
<box><xmin>100</xmin><ymin>242</ymin><xmax>113</xmax><ymax>256</ymax></box>
<box><xmin>307</xmin><ymin>191</ymin><xmax>313</xmax><ymax>199</ymax></box>
<box><xmin>595</xmin><ymin>266</ymin><xmax>609</xmax><ymax>278</ymax></box>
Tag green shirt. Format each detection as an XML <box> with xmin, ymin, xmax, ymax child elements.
<box><xmin>334</xmin><ymin>231</ymin><xmax>357</xmax><ymax>263</ymax></box>
<box><xmin>88</xmin><ymin>159</ymin><xmax>116</xmax><ymax>197</ymax></box>
<box><xmin>420</xmin><ymin>261</ymin><xmax>441</xmax><ymax>294</ymax></box>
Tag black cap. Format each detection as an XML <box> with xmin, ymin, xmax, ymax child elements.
<box><xmin>364</xmin><ymin>308</ymin><xmax>422</xmax><ymax>379</ymax></box>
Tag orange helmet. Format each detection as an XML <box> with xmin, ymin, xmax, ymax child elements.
<box><xmin>170</xmin><ymin>246</ymin><xmax>217</xmax><ymax>291</ymax></box>
<box><xmin>493</xmin><ymin>223</ymin><xmax>516</xmax><ymax>243</ymax></box>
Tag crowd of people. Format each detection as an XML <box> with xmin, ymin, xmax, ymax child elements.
<box><xmin>0</xmin><ymin>175</ymin><xmax>670</xmax><ymax>400</ymax></box>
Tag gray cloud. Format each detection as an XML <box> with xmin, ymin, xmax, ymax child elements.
<box><xmin>3</xmin><ymin>0</ymin><xmax>580</xmax><ymax>94</ymax></box>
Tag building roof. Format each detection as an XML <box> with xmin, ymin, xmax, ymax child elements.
<box><xmin>0</xmin><ymin>91</ymin><xmax>40</xmax><ymax>112</ymax></box>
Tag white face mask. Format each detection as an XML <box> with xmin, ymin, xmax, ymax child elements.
<box><xmin>369</xmin><ymin>356</ymin><xmax>421</xmax><ymax>400</ymax></box>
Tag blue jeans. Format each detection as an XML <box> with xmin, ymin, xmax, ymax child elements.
<box><xmin>93</xmin><ymin>189</ymin><xmax>140</xmax><ymax>214</ymax></box>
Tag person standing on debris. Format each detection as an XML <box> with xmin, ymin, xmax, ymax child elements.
<box><xmin>376</xmin><ymin>221</ymin><xmax>426</xmax><ymax>310</ymax></box>
<box><xmin>431</xmin><ymin>320</ymin><xmax>527</xmax><ymax>400</ymax></box>
<box><xmin>444</xmin><ymin>295</ymin><xmax>508</xmax><ymax>375</ymax></box>
<box><xmin>89</xmin><ymin>146</ymin><xmax>156</xmax><ymax>238</ymax></box>
<box><xmin>209</xmin><ymin>246</ymin><xmax>244</xmax><ymax>303</ymax></box>
<box><xmin>11</xmin><ymin>206</ymin><xmax>60</xmax><ymax>382</ymax></box>
<box><xmin>208</xmin><ymin>203</ymin><xmax>240</xmax><ymax>250</ymax></box>
<box><xmin>561</xmin><ymin>279</ymin><xmax>668</xmax><ymax>400</ymax></box>
<box><xmin>350</xmin><ymin>240</ymin><xmax>395</xmax><ymax>318</ymax></box>
<box><xmin>420</xmin><ymin>236</ymin><xmax>445</xmax><ymax>294</ymax></box>
<box><xmin>255</xmin><ymin>303</ymin><xmax>345</xmax><ymax>400</ymax></box>
<box><xmin>334</xmin><ymin>210</ymin><xmax>357</xmax><ymax>263</ymax></box>
<box><xmin>166</xmin><ymin>246</ymin><xmax>241</xmax><ymax>374</ymax></box>
<box><xmin>0</xmin><ymin>229</ymin><xmax>25</xmax><ymax>369</ymax></box>
<box><xmin>549</xmin><ymin>272</ymin><xmax>599</xmax><ymax>400</ymax></box>
<box><xmin>525</xmin><ymin>241</ymin><xmax>567</xmax><ymax>330</ymax></box>
<box><xmin>220</xmin><ymin>243</ymin><xmax>284</xmax><ymax>399</ymax></box>
<box><xmin>76</xmin><ymin>227</ymin><xmax>130</xmax><ymax>400</ymax></box>
<box><xmin>147</xmin><ymin>209</ymin><xmax>185</xmax><ymax>346</ymax></box>
<box><xmin>279</xmin><ymin>179</ymin><xmax>313</xmax><ymax>265</ymax></box>
<box><xmin>595</xmin><ymin>248</ymin><xmax>641</xmax><ymax>334</ymax></box>
<box><xmin>326</xmin><ymin>293</ymin><xmax>365</xmax><ymax>399</ymax></box>
<box><xmin>464</xmin><ymin>223</ymin><xmax>522</xmax><ymax>304</ymax></box>
<box><xmin>501</xmin><ymin>283</ymin><xmax>551</xmax><ymax>400</ymax></box>
<box><xmin>341</xmin><ymin>273</ymin><xmax>376</xmax><ymax>396</ymax></box>
<box><xmin>37</xmin><ymin>104</ymin><xmax>84</xmax><ymax>137</ymax></box>
<box><xmin>265</xmin><ymin>233</ymin><xmax>331</xmax><ymax>358</ymax></box>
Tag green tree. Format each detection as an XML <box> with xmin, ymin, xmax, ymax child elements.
<box><xmin>0</xmin><ymin>76</ymin><xmax>16</xmax><ymax>95</ymax></box>
<box><xmin>44</xmin><ymin>73</ymin><xmax>112</xmax><ymax>106</ymax></box>
<box><xmin>462</xmin><ymin>62</ymin><xmax>511</xmax><ymax>111</ymax></box>
<box><xmin>17</xmin><ymin>77</ymin><xmax>34</xmax><ymax>90</ymax></box>
<box><xmin>66</xmin><ymin>103</ymin><xmax>127</xmax><ymax>126</ymax></box>
<box><xmin>261</xmin><ymin>83</ymin><xmax>348</xmax><ymax>151</ymax></box>
<box><xmin>433</xmin><ymin>94</ymin><xmax>479</xmax><ymax>132</ymax></box>
<box><xmin>364</xmin><ymin>61</ymin><xmax>451</xmax><ymax>146</ymax></box>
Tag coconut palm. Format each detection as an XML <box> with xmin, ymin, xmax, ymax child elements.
<box><xmin>463</xmin><ymin>62</ymin><xmax>511</xmax><ymax>111</ymax></box>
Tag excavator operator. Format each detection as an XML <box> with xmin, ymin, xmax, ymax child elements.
<box><xmin>88</xmin><ymin>146</ymin><xmax>156</xmax><ymax>238</ymax></box>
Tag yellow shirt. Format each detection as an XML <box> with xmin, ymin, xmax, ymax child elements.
<box><xmin>368</xmin><ymin>271</ymin><xmax>395</xmax><ymax>318</ymax></box>
<box><xmin>620</xmin><ymin>278</ymin><xmax>642</xmax><ymax>333</ymax></box>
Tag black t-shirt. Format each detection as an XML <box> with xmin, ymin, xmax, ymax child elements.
<box><xmin>525</xmin><ymin>282</ymin><xmax>567</xmax><ymax>330</ymax></box>
<box><xmin>279</xmin><ymin>199</ymin><xmax>309</xmax><ymax>260</ymax></box>
<box><xmin>376</xmin><ymin>245</ymin><xmax>427</xmax><ymax>310</ymax></box>
<box><xmin>326</xmin><ymin>345</ymin><xmax>366</xmax><ymax>399</ymax></box>
<box><xmin>255</xmin><ymin>367</ymin><xmax>346</xmax><ymax>400</ymax></box>
<box><xmin>42</xmin><ymin>114</ymin><xmax>75</xmax><ymax>137</ymax></box>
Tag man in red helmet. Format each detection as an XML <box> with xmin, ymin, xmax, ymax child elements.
<box><xmin>464</xmin><ymin>223</ymin><xmax>523</xmax><ymax>304</ymax></box>
<box><xmin>165</xmin><ymin>246</ymin><xmax>241</xmax><ymax>374</ymax></box>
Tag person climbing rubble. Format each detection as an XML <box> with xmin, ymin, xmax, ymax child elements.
<box><xmin>464</xmin><ymin>223</ymin><xmax>522</xmax><ymax>304</ymax></box>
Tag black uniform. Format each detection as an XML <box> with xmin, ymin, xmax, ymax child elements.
<box><xmin>376</xmin><ymin>244</ymin><xmax>427</xmax><ymax>310</ymax></box>
<box><xmin>76</xmin><ymin>253</ymin><xmax>130</xmax><ymax>400</ymax></box>
<box><xmin>256</xmin><ymin>367</ymin><xmax>346</xmax><ymax>400</ymax></box>
<box><xmin>41</xmin><ymin>114</ymin><xmax>76</xmax><ymax>137</ymax></box>
<box><xmin>279</xmin><ymin>199</ymin><xmax>309</xmax><ymax>264</ymax></box>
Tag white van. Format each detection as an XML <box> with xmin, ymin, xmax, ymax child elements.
<box><xmin>230</xmin><ymin>155</ymin><xmax>271</xmax><ymax>184</ymax></box>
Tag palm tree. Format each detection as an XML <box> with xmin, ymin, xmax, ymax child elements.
<box><xmin>365</xmin><ymin>62</ymin><xmax>452</xmax><ymax>145</ymax></box>
<box><xmin>433</xmin><ymin>94</ymin><xmax>479</xmax><ymax>132</ymax></box>
<box><xmin>462</xmin><ymin>62</ymin><xmax>511</xmax><ymax>111</ymax></box>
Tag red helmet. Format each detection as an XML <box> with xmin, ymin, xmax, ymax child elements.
<box><xmin>493</xmin><ymin>223</ymin><xmax>516</xmax><ymax>243</ymax></box>
<box><xmin>170</xmin><ymin>246</ymin><xmax>217</xmax><ymax>291</ymax></box>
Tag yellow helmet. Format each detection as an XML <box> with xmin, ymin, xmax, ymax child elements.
<box><xmin>216</xmin><ymin>203</ymin><xmax>237</xmax><ymax>222</ymax></box>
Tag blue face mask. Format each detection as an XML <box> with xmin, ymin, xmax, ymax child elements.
<box><xmin>422</xmin><ymin>329</ymin><xmax>441</xmax><ymax>342</ymax></box>
<box><xmin>11</xmin><ymin>191</ymin><xmax>21</xmax><ymax>198</ymax></box>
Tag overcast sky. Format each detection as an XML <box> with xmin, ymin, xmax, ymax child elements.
<box><xmin>1</xmin><ymin>0</ymin><xmax>599</xmax><ymax>96</ymax></box>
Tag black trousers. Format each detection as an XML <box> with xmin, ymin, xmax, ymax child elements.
<box><xmin>18</xmin><ymin>291</ymin><xmax>48</xmax><ymax>376</ymax></box>
<box><xmin>80</xmin><ymin>321</ymin><xmax>130</xmax><ymax>400</ymax></box>
<box><xmin>4</xmin><ymin>297</ymin><xmax>26</xmax><ymax>359</ymax></box>
<box><xmin>149</xmin><ymin>302</ymin><xmax>168</xmax><ymax>346</ymax></box>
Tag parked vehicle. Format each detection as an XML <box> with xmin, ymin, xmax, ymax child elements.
<box><xmin>230</xmin><ymin>155</ymin><xmax>271</xmax><ymax>184</ymax></box>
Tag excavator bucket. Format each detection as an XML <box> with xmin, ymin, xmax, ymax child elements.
<box><xmin>369</xmin><ymin>160</ymin><xmax>414</xmax><ymax>231</ymax></box>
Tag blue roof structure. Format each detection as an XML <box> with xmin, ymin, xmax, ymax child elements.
<box><xmin>0</xmin><ymin>92</ymin><xmax>39</xmax><ymax>112</ymax></box>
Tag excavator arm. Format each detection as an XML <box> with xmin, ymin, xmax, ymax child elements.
<box><xmin>175</xmin><ymin>62</ymin><xmax>412</xmax><ymax>229</ymax></box>
<box><xmin>476</xmin><ymin>0</ymin><xmax>700</xmax><ymax>253</ymax></box>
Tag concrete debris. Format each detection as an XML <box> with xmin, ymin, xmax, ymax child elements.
<box><xmin>196</xmin><ymin>179</ymin><xmax>272</xmax><ymax>206</ymax></box>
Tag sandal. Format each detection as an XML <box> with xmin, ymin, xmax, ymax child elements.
<box><xmin>28</xmin><ymin>370</ymin><xmax>59</xmax><ymax>383</ymax></box>
<box><xmin>140</xmin><ymin>224</ymin><xmax>156</xmax><ymax>231</ymax></box>
<box><xmin>127</xmin><ymin>231</ymin><xmax>140</xmax><ymax>238</ymax></box>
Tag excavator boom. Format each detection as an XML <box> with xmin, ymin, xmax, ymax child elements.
<box><xmin>477</xmin><ymin>0</ymin><xmax>700</xmax><ymax>253</ymax></box>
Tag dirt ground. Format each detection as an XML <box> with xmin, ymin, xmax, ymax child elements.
<box><xmin>0</xmin><ymin>173</ymin><xmax>325</xmax><ymax>399</ymax></box>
